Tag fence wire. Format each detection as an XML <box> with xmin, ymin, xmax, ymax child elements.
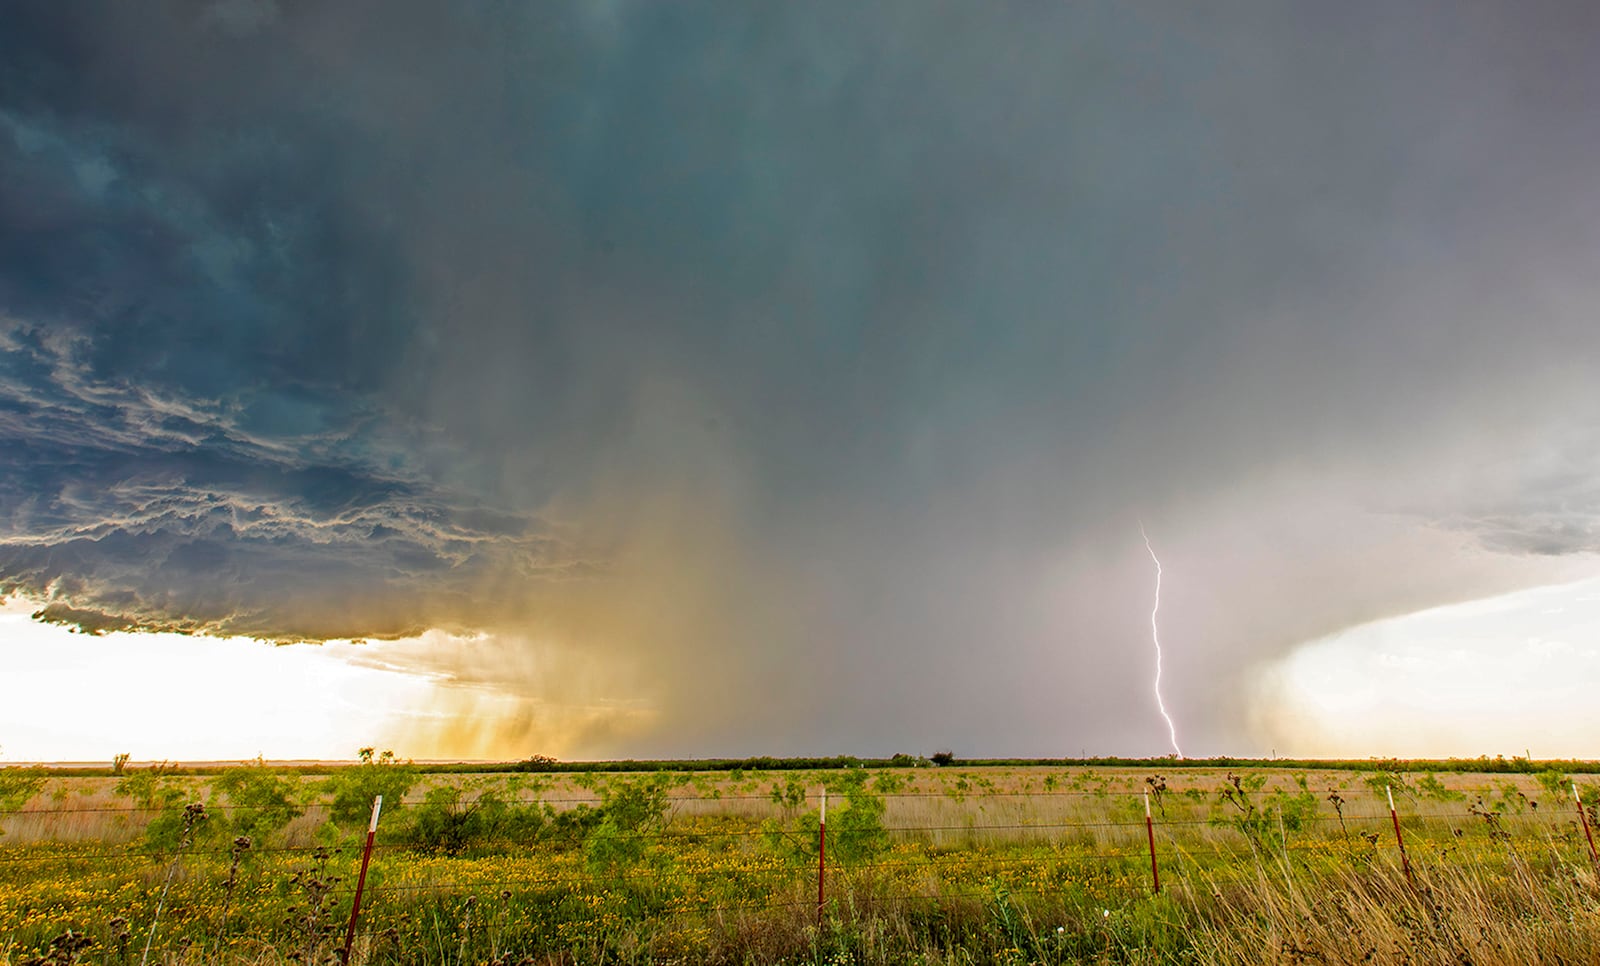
<box><xmin>5</xmin><ymin>781</ymin><xmax>1595</xmax><ymax>944</ymax></box>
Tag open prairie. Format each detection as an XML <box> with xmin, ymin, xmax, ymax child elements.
<box><xmin>4</xmin><ymin>759</ymin><xmax>1600</xmax><ymax>964</ymax></box>
<box><xmin>11</xmin><ymin>3</ymin><xmax>1600</xmax><ymax>962</ymax></box>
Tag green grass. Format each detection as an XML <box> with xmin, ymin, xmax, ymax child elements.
<box><xmin>3</xmin><ymin>763</ymin><xmax>1600</xmax><ymax>964</ymax></box>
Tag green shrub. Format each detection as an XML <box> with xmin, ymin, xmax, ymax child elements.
<box><xmin>401</xmin><ymin>781</ymin><xmax>552</xmax><ymax>855</ymax></box>
<box><xmin>0</xmin><ymin>767</ymin><xmax>45</xmax><ymax>838</ymax></box>
<box><xmin>212</xmin><ymin>758</ymin><xmax>304</xmax><ymax>844</ymax></box>
<box><xmin>764</xmin><ymin>770</ymin><xmax>888</xmax><ymax>864</ymax></box>
<box><xmin>1536</xmin><ymin>769</ymin><xmax>1570</xmax><ymax>800</ymax></box>
<box><xmin>582</xmin><ymin>774</ymin><xmax>674</xmax><ymax>873</ymax></box>
<box><xmin>321</xmin><ymin>749</ymin><xmax>417</xmax><ymax>833</ymax></box>
<box><xmin>597</xmin><ymin>773</ymin><xmax>673</xmax><ymax>832</ymax></box>
<box><xmin>1415</xmin><ymin>773</ymin><xmax>1466</xmax><ymax>802</ymax></box>
<box><xmin>113</xmin><ymin>763</ymin><xmax>201</xmax><ymax>849</ymax></box>
<box><xmin>1212</xmin><ymin>772</ymin><xmax>1317</xmax><ymax>847</ymax></box>
<box><xmin>113</xmin><ymin>764</ymin><xmax>183</xmax><ymax>810</ymax></box>
<box><xmin>1362</xmin><ymin>770</ymin><xmax>1413</xmax><ymax>802</ymax></box>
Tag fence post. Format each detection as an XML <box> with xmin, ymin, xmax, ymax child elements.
<box><xmin>1575</xmin><ymin>783</ymin><xmax>1598</xmax><ymax>864</ymax></box>
<box><xmin>340</xmin><ymin>795</ymin><xmax>383</xmax><ymax>965</ymax></box>
<box><xmin>817</xmin><ymin>788</ymin><xmax>827</xmax><ymax>927</ymax></box>
<box><xmin>1386</xmin><ymin>786</ymin><xmax>1412</xmax><ymax>886</ymax></box>
<box><xmin>1144</xmin><ymin>790</ymin><xmax>1160</xmax><ymax>895</ymax></box>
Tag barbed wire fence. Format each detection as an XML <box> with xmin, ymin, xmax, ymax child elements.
<box><xmin>3</xmin><ymin>780</ymin><xmax>1598</xmax><ymax>961</ymax></box>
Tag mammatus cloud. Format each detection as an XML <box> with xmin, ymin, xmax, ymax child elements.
<box><xmin>4</xmin><ymin>2</ymin><xmax>1600</xmax><ymax>757</ymax></box>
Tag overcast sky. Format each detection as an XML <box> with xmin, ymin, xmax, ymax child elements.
<box><xmin>3</xmin><ymin>2</ymin><xmax>1599</xmax><ymax>760</ymax></box>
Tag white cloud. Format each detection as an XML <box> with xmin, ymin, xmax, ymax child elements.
<box><xmin>1250</xmin><ymin>576</ymin><xmax>1600</xmax><ymax>758</ymax></box>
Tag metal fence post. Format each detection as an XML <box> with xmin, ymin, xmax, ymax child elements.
<box><xmin>1386</xmin><ymin>786</ymin><xmax>1412</xmax><ymax>886</ymax></box>
<box><xmin>816</xmin><ymin>788</ymin><xmax>827</xmax><ymax>927</ymax></box>
<box><xmin>1575</xmin><ymin>783</ymin><xmax>1598</xmax><ymax>864</ymax></box>
<box><xmin>340</xmin><ymin>795</ymin><xmax>383</xmax><ymax>964</ymax></box>
<box><xmin>1144</xmin><ymin>790</ymin><xmax>1160</xmax><ymax>894</ymax></box>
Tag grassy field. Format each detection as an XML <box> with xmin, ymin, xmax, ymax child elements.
<box><xmin>3</xmin><ymin>760</ymin><xmax>1600</xmax><ymax>964</ymax></box>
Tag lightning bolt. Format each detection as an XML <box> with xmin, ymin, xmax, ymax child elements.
<box><xmin>1140</xmin><ymin>522</ymin><xmax>1183</xmax><ymax>759</ymax></box>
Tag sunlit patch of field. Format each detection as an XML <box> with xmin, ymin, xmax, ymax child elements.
<box><xmin>3</xmin><ymin>761</ymin><xmax>1600</xmax><ymax>964</ymax></box>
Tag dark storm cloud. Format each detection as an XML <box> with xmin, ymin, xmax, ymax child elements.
<box><xmin>0</xmin><ymin>308</ymin><xmax>580</xmax><ymax>639</ymax></box>
<box><xmin>4</xmin><ymin>1</ymin><xmax>1600</xmax><ymax>755</ymax></box>
<box><xmin>0</xmin><ymin>24</ymin><xmax>580</xmax><ymax>640</ymax></box>
<box><xmin>1427</xmin><ymin>428</ymin><xmax>1600</xmax><ymax>558</ymax></box>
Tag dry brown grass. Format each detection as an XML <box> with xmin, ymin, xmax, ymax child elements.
<box><xmin>5</xmin><ymin>764</ymin><xmax>1596</xmax><ymax>965</ymax></box>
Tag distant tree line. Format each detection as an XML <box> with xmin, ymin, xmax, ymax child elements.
<box><xmin>17</xmin><ymin>751</ymin><xmax>1595</xmax><ymax>779</ymax></box>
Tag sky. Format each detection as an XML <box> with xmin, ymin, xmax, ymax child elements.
<box><xmin>3</xmin><ymin>1</ymin><xmax>1600</xmax><ymax>763</ymax></box>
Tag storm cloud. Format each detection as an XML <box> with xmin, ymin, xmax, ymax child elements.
<box><xmin>4</xmin><ymin>1</ymin><xmax>1600</xmax><ymax>757</ymax></box>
